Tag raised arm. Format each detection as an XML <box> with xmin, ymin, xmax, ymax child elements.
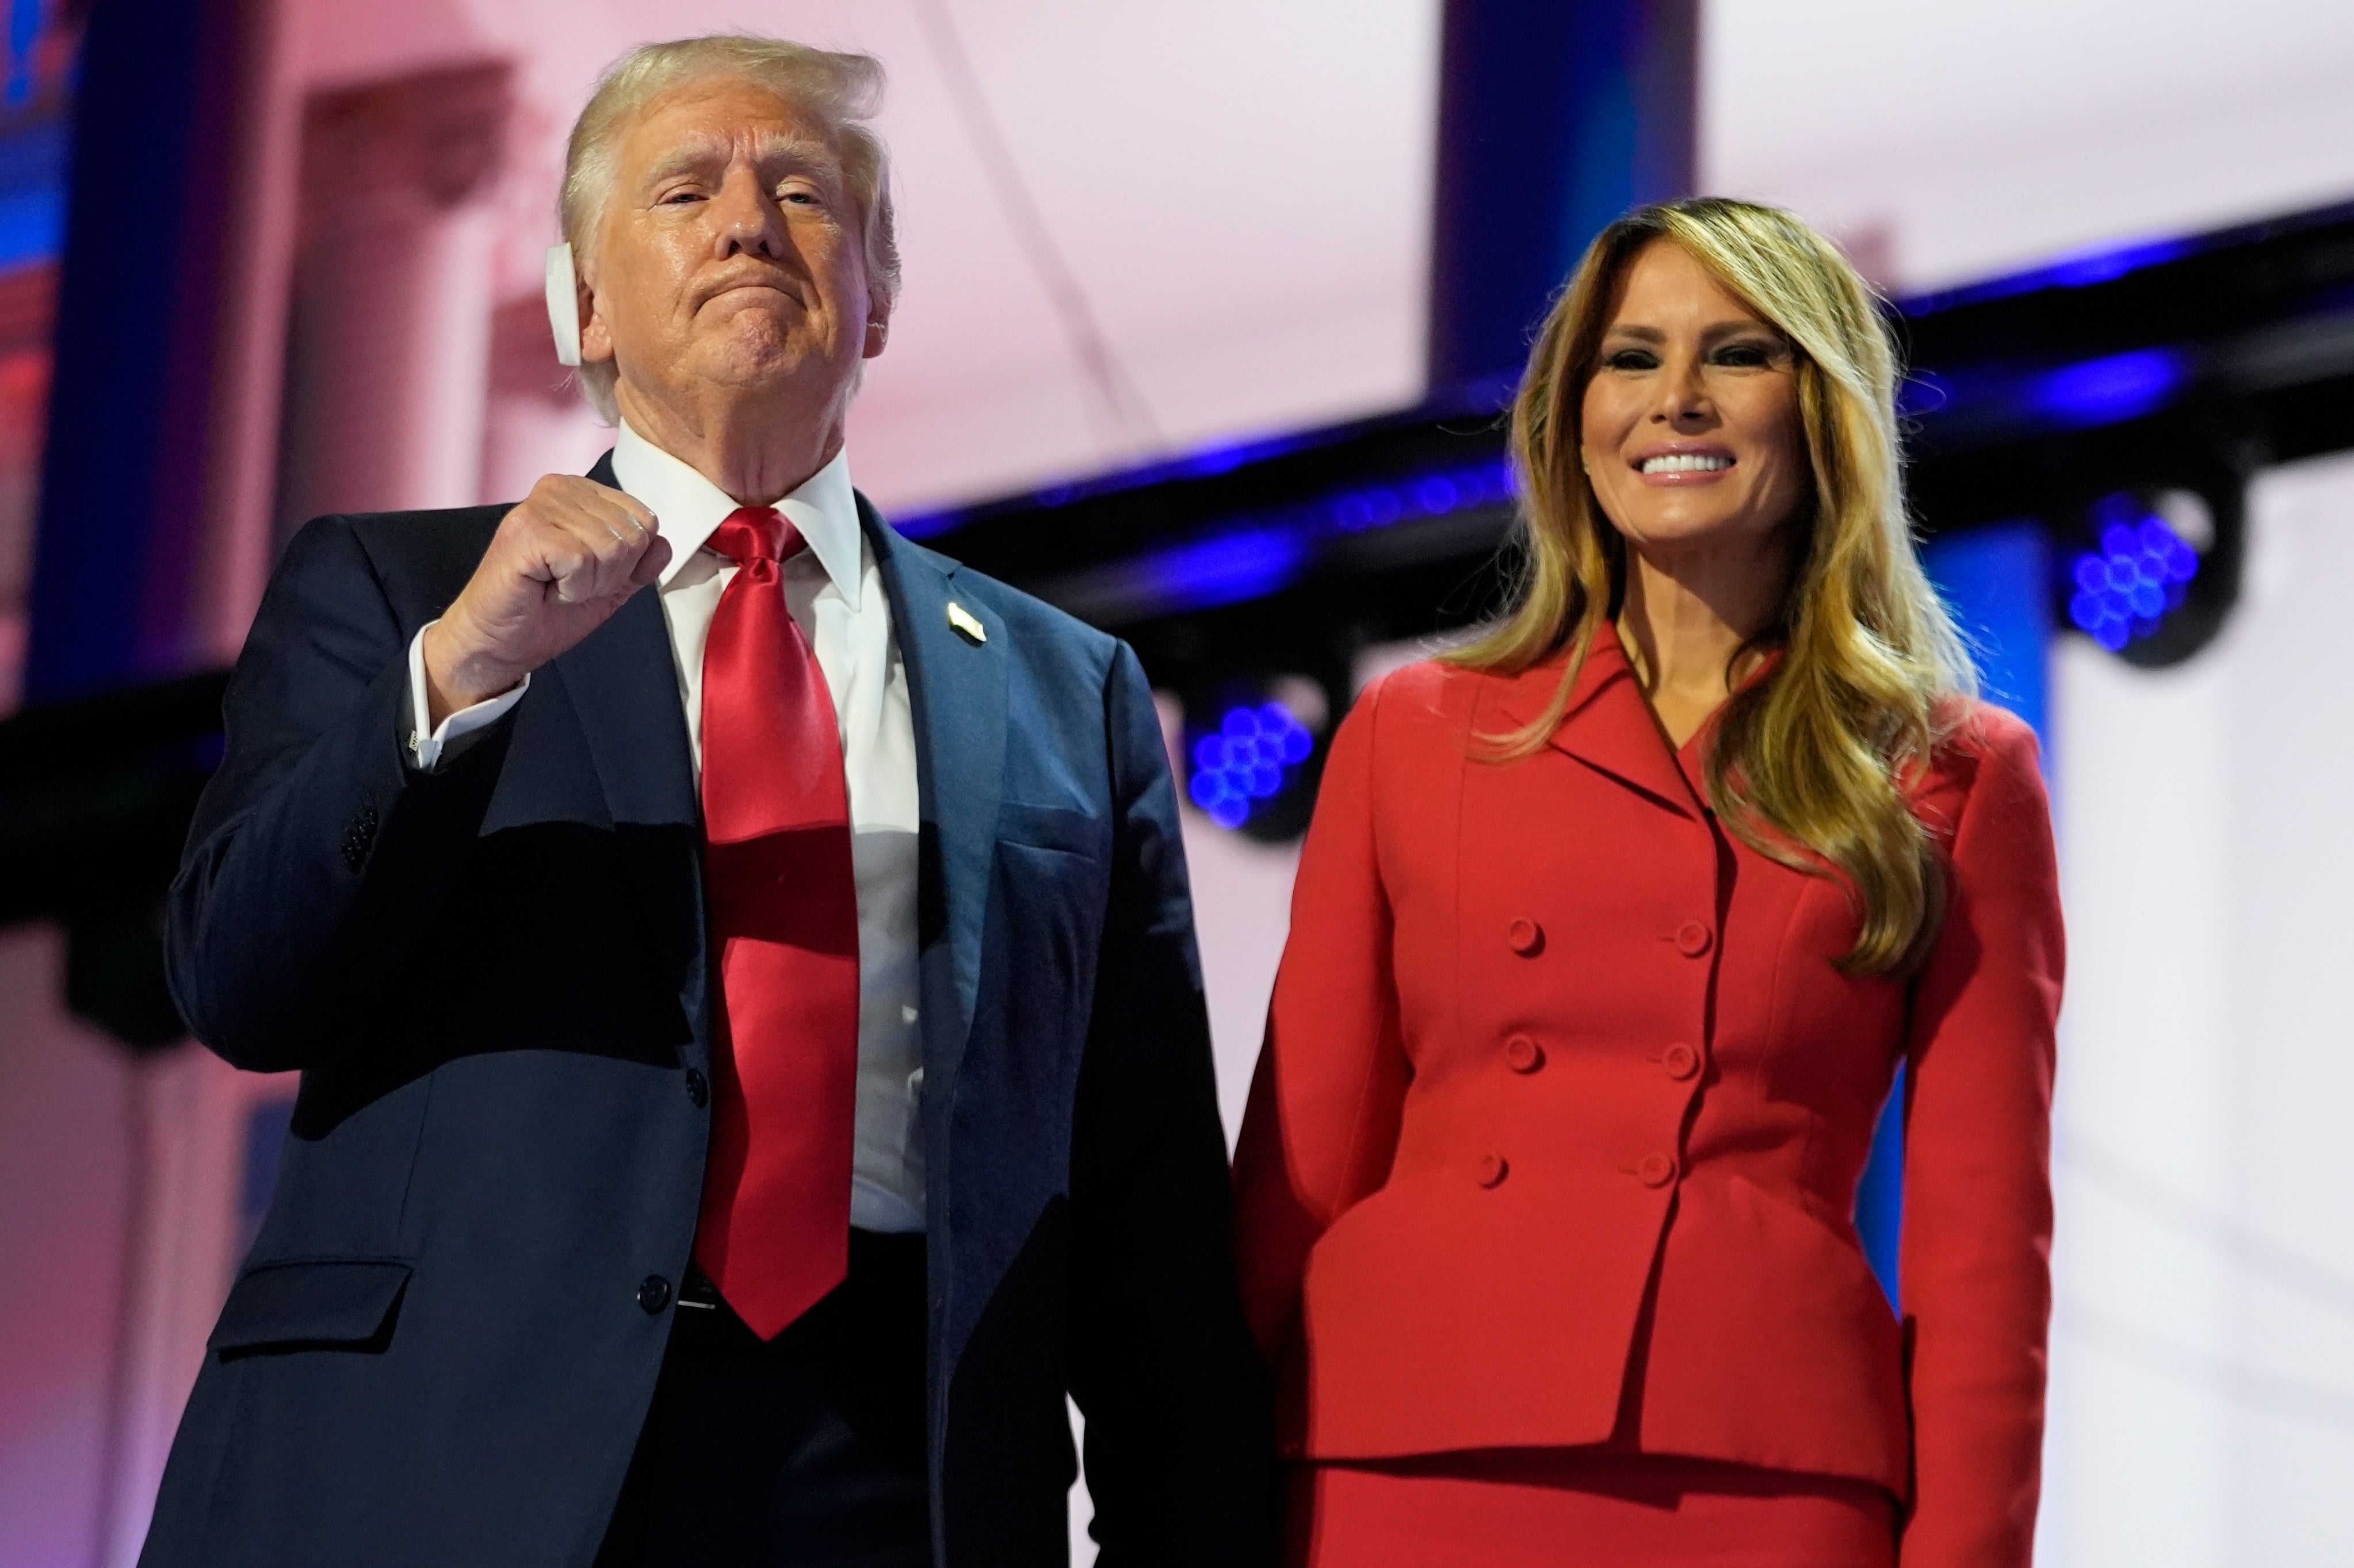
<box><xmin>1898</xmin><ymin>712</ymin><xmax>2063</xmax><ymax>1568</ymax></box>
<box><xmin>168</xmin><ymin>476</ymin><xmax>666</xmax><ymax>1070</ymax></box>
<box><xmin>167</xmin><ymin>514</ymin><xmax>507</xmax><ymax>1070</ymax></box>
<box><xmin>1066</xmin><ymin>642</ymin><xmax>1275</xmax><ymax>1566</ymax></box>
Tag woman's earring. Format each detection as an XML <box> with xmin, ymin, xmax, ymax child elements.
<box><xmin>545</xmin><ymin>243</ymin><xmax>582</xmax><ymax>366</ymax></box>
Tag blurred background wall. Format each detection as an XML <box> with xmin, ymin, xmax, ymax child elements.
<box><xmin>3</xmin><ymin>1</ymin><xmax>2353</xmax><ymax>1563</ymax></box>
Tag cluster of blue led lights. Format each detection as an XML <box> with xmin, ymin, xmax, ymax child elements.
<box><xmin>1188</xmin><ymin>702</ymin><xmax>1313</xmax><ymax>829</ymax></box>
<box><xmin>2068</xmin><ymin>494</ymin><xmax>2199</xmax><ymax>651</ymax></box>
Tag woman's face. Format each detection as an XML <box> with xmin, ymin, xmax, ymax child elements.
<box><xmin>1579</xmin><ymin>239</ymin><xmax>1807</xmax><ymax>562</ymax></box>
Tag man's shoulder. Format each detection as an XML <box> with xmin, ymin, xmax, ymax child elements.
<box><xmin>281</xmin><ymin>501</ymin><xmax>514</xmax><ymax>602</ymax></box>
<box><xmin>880</xmin><ymin>526</ymin><xmax>1124</xmax><ymax>674</ymax></box>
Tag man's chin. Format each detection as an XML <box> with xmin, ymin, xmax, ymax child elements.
<box><xmin>683</xmin><ymin>341</ymin><xmax>853</xmax><ymax>405</ymax></box>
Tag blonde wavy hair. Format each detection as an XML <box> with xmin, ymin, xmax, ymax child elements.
<box><xmin>1450</xmin><ymin>197</ymin><xmax>1975</xmax><ymax>975</ymax></box>
<box><xmin>560</xmin><ymin>35</ymin><xmax>901</xmax><ymax>422</ymax></box>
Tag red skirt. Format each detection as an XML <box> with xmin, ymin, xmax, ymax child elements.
<box><xmin>1289</xmin><ymin>1450</ymin><xmax>1898</xmax><ymax>1568</ymax></box>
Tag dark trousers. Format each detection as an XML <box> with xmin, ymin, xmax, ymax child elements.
<box><xmin>594</xmin><ymin>1231</ymin><xmax>933</xmax><ymax>1567</ymax></box>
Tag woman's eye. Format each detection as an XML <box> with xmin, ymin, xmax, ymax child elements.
<box><xmin>1715</xmin><ymin>342</ymin><xmax>1779</xmax><ymax>367</ymax></box>
<box><xmin>1604</xmin><ymin>349</ymin><xmax>1658</xmax><ymax>371</ymax></box>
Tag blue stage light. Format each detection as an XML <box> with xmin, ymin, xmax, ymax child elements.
<box><xmin>2067</xmin><ymin>494</ymin><xmax>2199</xmax><ymax>652</ymax></box>
<box><xmin>2028</xmin><ymin>347</ymin><xmax>2187</xmax><ymax>430</ymax></box>
<box><xmin>1187</xmin><ymin>700</ymin><xmax>1316</xmax><ymax>830</ymax></box>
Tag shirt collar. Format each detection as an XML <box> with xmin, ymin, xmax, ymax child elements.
<box><xmin>610</xmin><ymin>417</ymin><xmax>861</xmax><ymax>595</ymax></box>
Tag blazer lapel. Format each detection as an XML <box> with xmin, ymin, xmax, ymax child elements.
<box><xmin>1495</xmin><ymin>630</ymin><xmax>1702</xmax><ymax>819</ymax></box>
<box><xmin>862</xmin><ymin>496</ymin><xmax>1006</xmax><ymax>1085</ymax></box>
<box><xmin>548</xmin><ymin>450</ymin><xmax>701</xmax><ymax>830</ymax></box>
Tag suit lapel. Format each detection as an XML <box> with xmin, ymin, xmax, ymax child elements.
<box><xmin>1496</xmin><ymin>630</ymin><xmax>1702</xmax><ymax>819</ymax></box>
<box><xmin>862</xmin><ymin>496</ymin><xmax>1006</xmax><ymax>1084</ymax></box>
<box><xmin>548</xmin><ymin>450</ymin><xmax>701</xmax><ymax>830</ymax></box>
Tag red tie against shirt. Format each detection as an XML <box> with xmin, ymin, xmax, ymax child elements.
<box><xmin>692</xmin><ymin>504</ymin><xmax>861</xmax><ymax>1340</ymax></box>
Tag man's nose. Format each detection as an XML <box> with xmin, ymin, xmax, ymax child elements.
<box><xmin>713</xmin><ymin>170</ymin><xmax>786</xmax><ymax>258</ymax></box>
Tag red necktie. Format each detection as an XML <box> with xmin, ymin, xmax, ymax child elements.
<box><xmin>692</xmin><ymin>505</ymin><xmax>861</xmax><ymax>1339</ymax></box>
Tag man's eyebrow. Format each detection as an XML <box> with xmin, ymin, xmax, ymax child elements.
<box><xmin>639</xmin><ymin>130</ymin><xmax>842</xmax><ymax>187</ymax></box>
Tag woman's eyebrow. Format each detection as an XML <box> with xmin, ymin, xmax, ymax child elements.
<box><xmin>1700</xmin><ymin>318</ymin><xmax>1784</xmax><ymax>342</ymax></box>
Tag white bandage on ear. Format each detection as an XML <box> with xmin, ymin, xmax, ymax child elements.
<box><xmin>545</xmin><ymin>242</ymin><xmax>582</xmax><ymax>367</ymax></box>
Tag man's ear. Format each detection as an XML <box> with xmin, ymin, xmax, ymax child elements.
<box><xmin>574</xmin><ymin>250</ymin><xmax>616</xmax><ymax>368</ymax></box>
<box><xmin>862</xmin><ymin>307</ymin><xmax>891</xmax><ymax>361</ymax></box>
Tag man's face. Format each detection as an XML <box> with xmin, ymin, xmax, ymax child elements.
<box><xmin>580</xmin><ymin>76</ymin><xmax>885</xmax><ymax>419</ymax></box>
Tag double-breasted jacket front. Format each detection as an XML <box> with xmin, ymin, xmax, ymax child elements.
<box><xmin>1233</xmin><ymin>636</ymin><xmax>2062</xmax><ymax>1568</ymax></box>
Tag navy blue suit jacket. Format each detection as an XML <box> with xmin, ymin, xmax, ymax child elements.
<box><xmin>141</xmin><ymin>458</ymin><xmax>1272</xmax><ymax>1566</ymax></box>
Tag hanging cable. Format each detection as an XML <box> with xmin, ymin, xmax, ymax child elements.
<box><xmin>908</xmin><ymin>0</ymin><xmax>1164</xmax><ymax>454</ymax></box>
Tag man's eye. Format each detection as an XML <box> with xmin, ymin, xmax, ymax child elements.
<box><xmin>660</xmin><ymin>190</ymin><xmax>703</xmax><ymax>205</ymax></box>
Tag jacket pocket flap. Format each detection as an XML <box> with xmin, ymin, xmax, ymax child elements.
<box><xmin>996</xmin><ymin>801</ymin><xmax>1107</xmax><ymax>860</ymax></box>
<box><xmin>208</xmin><ymin>1258</ymin><xmax>414</xmax><ymax>1353</ymax></box>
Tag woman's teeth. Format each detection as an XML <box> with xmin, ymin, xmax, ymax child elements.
<box><xmin>1641</xmin><ymin>453</ymin><xmax>1732</xmax><ymax>475</ymax></box>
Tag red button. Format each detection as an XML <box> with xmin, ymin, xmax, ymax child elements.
<box><xmin>1475</xmin><ymin>1153</ymin><xmax>1510</xmax><ymax>1188</ymax></box>
<box><xmin>1507</xmin><ymin>918</ymin><xmax>1543</xmax><ymax>955</ymax></box>
<box><xmin>1635</xmin><ymin>1152</ymin><xmax>1677</xmax><ymax>1188</ymax></box>
<box><xmin>1504</xmin><ymin>1034</ymin><xmax>1544</xmax><ymax>1073</ymax></box>
<box><xmin>1661</xmin><ymin>1042</ymin><xmax>1699</xmax><ymax>1080</ymax></box>
<box><xmin>1674</xmin><ymin>921</ymin><xmax>1713</xmax><ymax>957</ymax></box>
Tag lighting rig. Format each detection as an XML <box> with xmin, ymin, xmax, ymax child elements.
<box><xmin>10</xmin><ymin>200</ymin><xmax>2354</xmax><ymax>1039</ymax></box>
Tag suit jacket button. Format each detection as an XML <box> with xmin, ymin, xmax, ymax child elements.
<box><xmin>1636</xmin><ymin>1152</ymin><xmax>1677</xmax><ymax>1188</ymax></box>
<box><xmin>1504</xmin><ymin>1034</ymin><xmax>1544</xmax><ymax>1073</ymax></box>
<box><xmin>637</xmin><ymin>1275</ymin><xmax>672</xmax><ymax>1314</ymax></box>
<box><xmin>684</xmin><ymin>1068</ymin><xmax>709</xmax><ymax>1108</ymax></box>
<box><xmin>1507</xmin><ymin>918</ymin><xmax>1543</xmax><ymax>955</ymax></box>
<box><xmin>1661</xmin><ymin>1042</ymin><xmax>1699</xmax><ymax>1080</ymax></box>
<box><xmin>1673</xmin><ymin>920</ymin><xmax>1713</xmax><ymax>957</ymax></box>
<box><xmin>1474</xmin><ymin>1153</ymin><xmax>1509</xmax><ymax>1188</ymax></box>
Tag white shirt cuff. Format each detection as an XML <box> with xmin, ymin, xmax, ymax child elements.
<box><xmin>406</xmin><ymin>621</ymin><xmax>528</xmax><ymax>771</ymax></box>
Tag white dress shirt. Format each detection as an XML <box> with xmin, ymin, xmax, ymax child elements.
<box><xmin>404</xmin><ymin>421</ymin><xmax>927</xmax><ymax>1233</ymax></box>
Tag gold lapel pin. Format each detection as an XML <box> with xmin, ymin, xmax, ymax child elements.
<box><xmin>946</xmin><ymin>601</ymin><xmax>987</xmax><ymax>645</ymax></box>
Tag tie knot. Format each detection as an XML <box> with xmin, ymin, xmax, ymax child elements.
<box><xmin>710</xmin><ymin>506</ymin><xmax>807</xmax><ymax>568</ymax></box>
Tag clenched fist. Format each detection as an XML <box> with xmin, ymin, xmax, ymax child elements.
<box><xmin>421</xmin><ymin>474</ymin><xmax>673</xmax><ymax>726</ymax></box>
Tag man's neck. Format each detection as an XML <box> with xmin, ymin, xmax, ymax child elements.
<box><xmin>614</xmin><ymin>377</ymin><xmax>846</xmax><ymax>506</ymax></box>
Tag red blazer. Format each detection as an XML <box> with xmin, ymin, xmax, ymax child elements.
<box><xmin>1233</xmin><ymin>638</ymin><xmax>2062</xmax><ymax>1568</ymax></box>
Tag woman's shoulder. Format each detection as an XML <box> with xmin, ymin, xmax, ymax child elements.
<box><xmin>1933</xmin><ymin>697</ymin><xmax>2044</xmax><ymax>777</ymax></box>
<box><xmin>1345</xmin><ymin>655</ymin><xmax>1486</xmax><ymax>737</ymax></box>
<box><xmin>1917</xmin><ymin>696</ymin><xmax>2052</xmax><ymax>836</ymax></box>
<box><xmin>1354</xmin><ymin>649</ymin><xmax>1561</xmax><ymax>726</ymax></box>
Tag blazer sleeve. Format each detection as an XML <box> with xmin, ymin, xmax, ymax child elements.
<box><xmin>1231</xmin><ymin>675</ymin><xmax>1412</xmax><ymax>1366</ymax></box>
<box><xmin>1898</xmin><ymin>711</ymin><xmax>2063</xmax><ymax>1568</ymax></box>
<box><xmin>1066</xmin><ymin>641</ymin><xmax>1276</xmax><ymax>1567</ymax></box>
<box><xmin>166</xmin><ymin>514</ymin><xmax>510</xmax><ymax>1072</ymax></box>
